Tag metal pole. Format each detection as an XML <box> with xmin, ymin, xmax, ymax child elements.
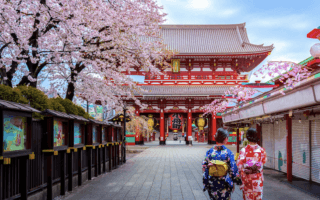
<box><xmin>87</xmin><ymin>100</ymin><xmax>89</xmax><ymax>113</ymax></box>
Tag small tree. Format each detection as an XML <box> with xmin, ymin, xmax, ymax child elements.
<box><xmin>0</xmin><ymin>84</ymin><xmax>28</xmax><ymax>104</ymax></box>
<box><xmin>16</xmin><ymin>85</ymin><xmax>50</xmax><ymax>119</ymax></box>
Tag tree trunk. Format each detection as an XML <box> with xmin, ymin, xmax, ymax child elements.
<box><xmin>65</xmin><ymin>62</ymin><xmax>86</xmax><ymax>101</ymax></box>
<box><xmin>66</xmin><ymin>82</ymin><xmax>75</xmax><ymax>101</ymax></box>
<box><xmin>18</xmin><ymin>75</ymin><xmax>37</xmax><ymax>87</ymax></box>
<box><xmin>1</xmin><ymin>61</ymin><xmax>19</xmax><ymax>87</ymax></box>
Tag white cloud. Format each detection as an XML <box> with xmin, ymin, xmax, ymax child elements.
<box><xmin>186</xmin><ymin>0</ymin><xmax>211</xmax><ymax>10</ymax></box>
<box><xmin>218</xmin><ymin>8</ymin><xmax>239</xmax><ymax>17</ymax></box>
<box><xmin>248</xmin><ymin>14</ymin><xmax>311</xmax><ymax>30</ymax></box>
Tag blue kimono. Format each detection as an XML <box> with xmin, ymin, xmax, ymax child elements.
<box><xmin>202</xmin><ymin>145</ymin><xmax>242</xmax><ymax>200</ymax></box>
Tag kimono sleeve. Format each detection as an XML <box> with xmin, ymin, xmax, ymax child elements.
<box><xmin>261</xmin><ymin>147</ymin><xmax>267</xmax><ymax>165</ymax></box>
<box><xmin>236</xmin><ymin>148</ymin><xmax>246</xmax><ymax>176</ymax></box>
<box><xmin>202</xmin><ymin>149</ymin><xmax>211</xmax><ymax>191</ymax></box>
<box><xmin>228</xmin><ymin>151</ymin><xmax>242</xmax><ymax>185</ymax></box>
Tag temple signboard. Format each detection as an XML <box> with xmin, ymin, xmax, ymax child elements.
<box><xmin>171</xmin><ymin>59</ymin><xmax>180</xmax><ymax>73</ymax></box>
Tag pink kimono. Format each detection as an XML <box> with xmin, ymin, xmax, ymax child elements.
<box><xmin>237</xmin><ymin>144</ymin><xmax>267</xmax><ymax>200</ymax></box>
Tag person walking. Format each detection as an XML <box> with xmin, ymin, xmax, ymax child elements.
<box><xmin>237</xmin><ymin>128</ymin><xmax>267</xmax><ymax>200</ymax></box>
<box><xmin>202</xmin><ymin>128</ymin><xmax>242</xmax><ymax>200</ymax></box>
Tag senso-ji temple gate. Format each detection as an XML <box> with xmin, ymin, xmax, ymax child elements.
<box><xmin>124</xmin><ymin>23</ymin><xmax>274</xmax><ymax>145</ymax></box>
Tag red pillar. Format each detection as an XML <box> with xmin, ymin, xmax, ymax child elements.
<box><xmin>160</xmin><ymin>109</ymin><xmax>165</xmax><ymax>145</ymax></box>
<box><xmin>286</xmin><ymin>115</ymin><xmax>292</xmax><ymax>182</ymax></box>
<box><xmin>187</xmin><ymin>109</ymin><xmax>192</xmax><ymax>145</ymax></box>
<box><xmin>211</xmin><ymin>115</ymin><xmax>217</xmax><ymax>144</ymax></box>
<box><xmin>236</xmin><ymin>128</ymin><xmax>240</xmax><ymax>153</ymax></box>
<box><xmin>256</xmin><ymin>123</ymin><xmax>262</xmax><ymax>146</ymax></box>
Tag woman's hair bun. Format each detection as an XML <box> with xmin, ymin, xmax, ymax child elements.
<box><xmin>215</xmin><ymin>128</ymin><xmax>229</xmax><ymax>143</ymax></box>
<box><xmin>246</xmin><ymin>128</ymin><xmax>259</xmax><ymax>143</ymax></box>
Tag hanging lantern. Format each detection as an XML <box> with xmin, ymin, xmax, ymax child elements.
<box><xmin>238</xmin><ymin>91</ymin><xmax>246</xmax><ymax>99</ymax></box>
<box><xmin>168</xmin><ymin>113</ymin><xmax>183</xmax><ymax>132</ymax></box>
<box><xmin>195</xmin><ymin>114</ymin><xmax>207</xmax><ymax>131</ymax></box>
<box><xmin>310</xmin><ymin>43</ymin><xmax>320</xmax><ymax>58</ymax></box>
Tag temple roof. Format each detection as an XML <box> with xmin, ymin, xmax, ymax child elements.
<box><xmin>138</xmin><ymin>85</ymin><xmax>231</xmax><ymax>96</ymax></box>
<box><xmin>159</xmin><ymin>23</ymin><xmax>274</xmax><ymax>55</ymax></box>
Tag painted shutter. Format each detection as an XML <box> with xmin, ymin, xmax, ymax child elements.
<box><xmin>274</xmin><ymin>120</ymin><xmax>287</xmax><ymax>173</ymax></box>
<box><xmin>311</xmin><ymin>120</ymin><xmax>320</xmax><ymax>183</ymax></box>
<box><xmin>292</xmin><ymin>120</ymin><xmax>310</xmax><ymax>180</ymax></box>
<box><xmin>262</xmin><ymin>123</ymin><xmax>275</xmax><ymax>169</ymax></box>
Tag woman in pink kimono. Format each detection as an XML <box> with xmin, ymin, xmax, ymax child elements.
<box><xmin>237</xmin><ymin>128</ymin><xmax>267</xmax><ymax>200</ymax></box>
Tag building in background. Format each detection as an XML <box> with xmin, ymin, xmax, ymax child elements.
<box><xmin>124</xmin><ymin>23</ymin><xmax>274</xmax><ymax>145</ymax></box>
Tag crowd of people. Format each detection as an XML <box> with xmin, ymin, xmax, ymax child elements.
<box><xmin>202</xmin><ymin>128</ymin><xmax>267</xmax><ymax>200</ymax></box>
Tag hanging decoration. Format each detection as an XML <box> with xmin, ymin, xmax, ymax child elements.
<box><xmin>168</xmin><ymin>113</ymin><xmax>183</xmax><ymax>132</ymax></box>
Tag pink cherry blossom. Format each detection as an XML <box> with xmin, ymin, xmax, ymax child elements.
<box><xmin>254</xmin><ymin>61</ymin><xmax>311</xmax><ymax>91</ymax></box>
<box><xmin>0</xmin><ymin>0</ymin><xmax>173</xmax><ymax>111</ymax></box>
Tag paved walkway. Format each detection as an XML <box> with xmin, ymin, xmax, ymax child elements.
<box><xmin>59</xmin><ymin>146</ymin><xmax>319</xmax><ymax>200</ymax></box>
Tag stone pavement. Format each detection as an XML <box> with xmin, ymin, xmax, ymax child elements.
<box><xmin>59</xmin><ymin>146</ymin><xmax>319</xmax><ymax>200</ymax></box>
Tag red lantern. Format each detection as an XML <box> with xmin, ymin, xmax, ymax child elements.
<box><xmin>168</xmin><ymin>113</ymin><xmax>183</xmax><ymax>131</ymax></box>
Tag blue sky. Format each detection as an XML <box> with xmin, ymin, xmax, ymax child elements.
<box><xmin>132</xmin><ymin>0</ymin><xmax>319</xmax><ymax>83</ymax></box>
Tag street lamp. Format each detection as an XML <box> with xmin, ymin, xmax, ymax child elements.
<box><xmin>123</xmin><ymin>102</ymin><xmax>127</xmax><ymax>163</ymax></box>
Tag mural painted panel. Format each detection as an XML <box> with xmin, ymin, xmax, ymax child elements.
<box><xmin>3</xmin><ymin>114</ymin><xmax>27</xmax><ymax>152</ymax></box>
<box><xmin>54</xmin><ymin>120</ymin><xmax>65</xmax><ymax>147</ymax></box>
<box><xmin>93</xmin><ymin>125</ymin><xmax>98</xmax><ymax>143</ymax></box>
<box><xmin>74</xmin><ymin>123</ymin><xmax>82</xmax><ymax>144</ymax></box>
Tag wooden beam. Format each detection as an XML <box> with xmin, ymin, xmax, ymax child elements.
<box><xmin>94</xmin><ymin>148</ymin><xmax>98</xmax><ymax>177</ymax></box>
<box><xmin>102</xmin><ymin>146</ymin><xmax>106</xmax><ymax>173</ymax></box>
<box><xmin>20</xmin><ymin>156</ymin><xmax>28</xmax><ymax>200</ymax></box>
<box><xmin>46</xmin><ymin>154</ymin><xmax>53</xmax><ymax>200</ymax></box>
<box><xmin>108</xmin><ymin>145</ymin><xmax>112</xmax><ymax>172</ymax></box>
<box><xmin>87</xmin><ymin>148</ymin><xmax>92</xmax><ymax>180</ymax></box>
<box><xmin>60</xmin><ymin>152</ymin><xmax>66</xmax><ymax>195</ymax></box>
<box><xmin>68</xmin><ymin>151</ymin><xmax>73</xmax><ymax>191</ymax></box>
<box><xmin>78</xmin><ymin>149</ymin><xmax>82</xmax><ymax>186</ymax></box>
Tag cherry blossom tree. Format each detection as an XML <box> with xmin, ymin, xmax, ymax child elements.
<box><xmin>203</xmin><ymin>99</ymin><xmax>229</xmax><ymax>116</ymax></box>
<box><xmin>204</xmin><ymin>86</ymin><xmax>259</xmax><ymax>115</ymax></box>
<box><xmin>0</xmin><ymin>0</ymin><xmax>84</xmax><ymax>87</ymax></box>
<box><xmin>253</xmin><ymin>61</ymin><xmax>311</xmax><ymax>93</ymax></box>
<box><xmin>204</xmin><ymin>61</ymin><xmax>312</xmax><ymax>114</ymax></box>
<box><xmin>1</xmin><ymin>0</ymin><xmax>173</xmax><ymax>111</ymax></box>
<box><xmin>225</xmin><ymin>85</ymin><xmax>258</xmax><ymax>102</ymax></box>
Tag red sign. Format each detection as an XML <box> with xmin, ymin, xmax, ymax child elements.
<box><xmin>168</xmin><ymin>113</ymin><xmax>183</xmax><ymax>131</ymax></box>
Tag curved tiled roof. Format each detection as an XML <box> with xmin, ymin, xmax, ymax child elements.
<box><xmin>159</xmin><ymin>23</ymin><xmax>274</xmax><ymax>55</ymax></box>
<box><xmin>139</xmin><ymin>85</ymin><xmax>231</xmax><ymax>96</ymax></box>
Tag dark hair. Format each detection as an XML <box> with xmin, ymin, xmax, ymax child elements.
<box><xmin>246</xmin><ymin>128</ymin><xmax>259</xmax><ymax>143</ymax></box>
<box><xmin>215</xmin><ymin>128</ymin><xmax>229</xmax><ymax>143</ymax></box>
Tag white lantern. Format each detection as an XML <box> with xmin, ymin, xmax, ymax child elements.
<box><xmin>310</xmin><ymin>43</ymin><xmax>320</xmax><ymax>58</ymax></box>
<box><xmin>238</xmin><ymin>91</ymin><xmax>246</xmax><ymax>98</ymax></box>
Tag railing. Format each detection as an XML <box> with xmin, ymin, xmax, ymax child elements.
<box><xmin>145</xmin><ymin>75</ymin><xmax>247</xmax><ymax>81</ymax></box>
<box><xmin>1</xmin><ymin>120</ymin><xmax>115</xmax><ymax>200</ymax></box>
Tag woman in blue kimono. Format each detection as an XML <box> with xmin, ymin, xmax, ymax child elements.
<box><xmin>202</xmin><ymin>128</ymin><xmax>242</xmax><ymax>200</ymax></box>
